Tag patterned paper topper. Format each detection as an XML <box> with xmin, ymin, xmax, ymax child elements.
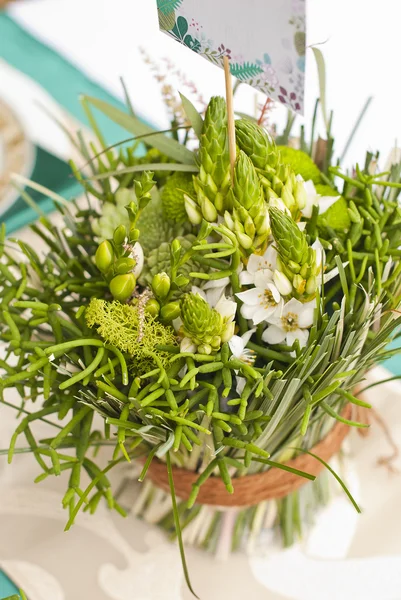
<box><xmin>157</xmin><ymin>0</ymin><xmax>306</xmax><ymax>113</ymax></box>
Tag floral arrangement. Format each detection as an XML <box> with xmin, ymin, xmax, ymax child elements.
<box><xmin>1</xmin><ymin>70</ymin><xmax>401</xmax><ymax>592</ymax></box>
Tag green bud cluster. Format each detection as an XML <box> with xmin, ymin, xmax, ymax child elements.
<box><xmin>95</xmin><ymin>233</ymin><xmax>138</xmax><ymax>303</ymax></box>
<box><xmin>235</xmin><ymin>120</ymin><xmax>307</xmax><ymax>218</ymax></box>
<box><xmin>181</xmin><ymin>293</ymin><xmax>230</xmax><ymax>354</ymax></box>
<box><xmin>161</xmin><ymin>171</ymin><xmax>195</xmax><ymax>223</ymax></box>
<box><xmin>185</xmin><ymin>96</ymin><xmax>231</xmax><ymax>224</ymax></box>
<box><xmin>140</xmin><ymin>235</ymin><xmax>206</xmax><ymax>295</ymax></box>
<box><xmin>224</xmin><ymin>151</ymin><xmax>270</xmax><ymax>252</ymax></box>
<box><xmin>269</xmin><ymin>207</ymin><xmax>321</xmax><ymax>300</ymax></box>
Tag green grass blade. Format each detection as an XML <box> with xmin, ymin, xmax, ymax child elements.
<box><xmin>166</xmin><ymin>451</ymin><xmax>199</xmax><ymax>599</ymax></box>
<box><xmin>294</xmin><ymin>447</ymin><xmax>361</xmax><ymax>513</ymax></box>
<box><xmin>179</xmin><ymin>92</ymin><xmax>203</xmax><ymax>139</ymax></box>
<box><xmin>84</xmin><ymin>96</ymin><xmax>196</xmax><ymax>165</ymax></box>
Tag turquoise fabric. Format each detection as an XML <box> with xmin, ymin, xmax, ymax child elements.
<box><xmin>0</xmin><ymin>14</ymin><xmax>127</xmax><ymax>142</ymax></box>
<box><xmin>0</xmin><ymin>570</ymin><xmax>19</xmax><ymax>598</ymax></box>
<box><xmin>0</xmin><ymin>14</ymin><xmax>136</xmax><ymax>232</ymax></box>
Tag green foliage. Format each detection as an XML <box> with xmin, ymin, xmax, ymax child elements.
<box><xmin>278</xmin><ymin>146</ymin><xmax>321</xmax><ymax>184</ymax></box>
<box><xmin>161</xmin><ymin>171</ymin><xmax>195</xmax><ymax>223</ymax></box>
<box><xmin>86</xmin><ymin>298</ymin><xmax>177</xmax><ymax>371</ymax></box>
<box><xmin>137</xmin><ymin>192</ymin><xmax>185</xmax><ymax>254</ymax></box>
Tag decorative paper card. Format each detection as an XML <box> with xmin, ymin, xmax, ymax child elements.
<box><xmin>157</xmin><ymin>0</ymin><xmax>306</xmax><ymax>112</ymax></box>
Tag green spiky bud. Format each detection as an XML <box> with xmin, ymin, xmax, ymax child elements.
<box><xmin>194</xmin><ymin>96</ymin><xmax>231</xmax><ymax>218</ymax></box>
<box><xmin>109</xmin><ymin>273</ymin><xmax>136</xmax><ymax>302</ymax></box>
<box><xmin>95</xmin><ymin>240</ymin><xmax>114</xmax><ymax>273</ymax></box>
<box><xmin>161</xmin><ymin>171</ymin><xmax>195</xmax><ymax>223</ymax></box>
<box><xmin>113</xmin><ymin>224</ymin><xmax>127</xmax><ymax>246</ymax></box>
<box><xmin>230</xmin><ymin>151</ymin><xmax>270</xmax><ymax>251</ymax></box>
<box><xmin>160</xmin><ymin>301</ymin><xmax>181</xmax><ymax>322</ymax></box>
<box><xmin>152</xmin><ymin>272</ymin><xmax>171</xmax><ymax>300</ymax></box>
<box><xmin>181</xmin><ymin>293</ymin><xmax>224</xmax><ymax>351</ymax></box>
<box><xmin>145</xmin><ymin>298</ymin><xmax>160</xmax><ymax>317</ymax></box>
<box><xmin>235</xmin><ymin>119</ymin><xmax>276</xmax><ymax>169</ymax></box>
<box><xmin>269</xmin><ymin>206</ymin><xmax>309</xmax><ymax>265</ymax></box>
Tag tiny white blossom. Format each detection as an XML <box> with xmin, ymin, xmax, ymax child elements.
<box><xmin>132</xmin><ymin>242</ymin><xmax>144</xmax><ymax>278</ymax></box>
<box><xmin>239</xmin><ymin>246</ymin><xmax>278</xmax><ymax>286</ymax></box>
<box><xmin>237</xmin><ymin>270</ymin><xmax>283</xmax><ymax>325</ymax></box>
<box><xmin>300</xmin><ymin>178</ymin><xmax>340</xmax><ymax>218</ymax></box>
<box><xmin>262</xmin><ymin>297</ymin><xmax>316</xmax><ymax>348</ymax></box>
<box><xmin>229</xmin><ymin>328</ymin><xmax>256</xmax><ymax>364</ymax></box>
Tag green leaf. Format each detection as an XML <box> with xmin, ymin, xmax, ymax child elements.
<box><xmin>88</xmin><ymin>162</ymin><xmax>199</xmax><ymax>181</ymax></box>
<box><xmin>84</xmin><ymin>96</ymin><xmax>196</xmax><ymax>165</ymax></box>
<box><xmin>179</xmin><ymin>92</ymin><xmax>204</xmax><ymax>139</ymax></box>
<box><xmin>311</xmin><ymin>47</ymin><xmax>329</xmax><ymax>133</ymax></box>
<box><xmin>157</xmin><ymin>0</ymin><xmax>183</xmax><ymax>15</ymax></box>
<box><xmin>166</xmin><ymin>451</ymin><xmax>199</xmax><ymax>598</ymax></box>
<box><xmin>230</xmin><ymin>62</ymin><xmax>263</xmax><ymax>81</ymax></box>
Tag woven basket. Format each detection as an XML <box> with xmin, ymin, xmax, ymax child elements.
<box><xmin>144</xmin><ymin>404</ymin><xmax>353</xmax><ymax>507</ymax></box>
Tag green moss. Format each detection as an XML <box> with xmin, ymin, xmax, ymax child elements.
<box><xmin>277</xmin><ymin>146</ymin><xmax>321</xmax><ymax>184</ymax></box>
<box><xmin>86</xmin><ymin>298</ymin><xmax>177</xmax><ymax>373</ymax></box>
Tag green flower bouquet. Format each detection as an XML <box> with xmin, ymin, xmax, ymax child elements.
<box><xmin>1</xmin><ymin>72</ymin><xmax>401</xmax><ymax>590</ymax></box>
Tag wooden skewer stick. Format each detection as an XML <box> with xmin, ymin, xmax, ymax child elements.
<box><xmin>223</xmin><ymin>56</ymin><xmax>236</xmax><ymax>180</ymax></box>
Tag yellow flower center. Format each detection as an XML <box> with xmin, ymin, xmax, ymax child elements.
<box><xmin>281</xmin><ymin>312</ymin><xmax>299</xmax><ymax>332</ymax></box>
<box><xmin>258</xmin><ymin>288</ymin><xmax>278</xmax><ymax>309</ymax></box>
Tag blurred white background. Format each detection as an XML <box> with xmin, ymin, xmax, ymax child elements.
<box><xmin>8</xmin><ymin>0</ymin><xmax>401</xmax><ymax>169</ymax></box>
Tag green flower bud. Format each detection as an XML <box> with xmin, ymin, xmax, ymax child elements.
<box><xmin>305</xmin><ymin>276</ymin><xmax>317</xmax><ymax>295</ymax></box>
<box><xmin>200</xmin><ymin>196</ymin><xmax>218</xmax><ymax>222</ymax></box>
<box><xmin>115</xmin><ymin>257</ymin><xmax>137</xmax><ymax>275</ymax></box>
<box><xmin>113</xmin><ymin>224</ymin><xmax>127</xmax><ymax>246</ymax></box>
<box><xmin>292</xmin><ymin>274</ymin><xmax>306</xmax><ymax>295</ymax></box>
<box><xmin>109</xmin><ymin>273</ymin><xmax>136</xmax><ymax>302</ymax></box>
<box><xmin>175</xmin><ymin>274</ymin><xmax>190</xmax><ymax>288</ymax></box>
<box><xmin>181</xmin><ymin>293</ymin><xmax>225</xmax><ymax>352</ymax></box>
<box><xmin>197</xmin><ymin>343</ymin><xmax>212</xmax><ymax>355</ymax></box>
<box><xmin>95</xmin><ymin>240</ymin><xmax>114</xmax><ymax>273</ymax></box>
<box><xmin>185</xmin><ymin>194</ymin><xmax>203</xmax><ymax>225</ymax></box>
<box><xmin>160</xmin><ymin>301</ymin><xmax>181</xmax><ymax>322</ymax></box>
<box><xmin>152</xmin><ymin>272</ymin><xmax>171</xmax><ymax>300</ymax></box>
<box><xmin>145</xmin><ymin>298</ymin><xmax>160</xmax><ymax>317</ymax></box>
<box><xmin>273</xmin><ymin>270</ymin><xmax>292</xmax><ymax>296</ymax></box>
<box><xmin>269</xmin><ymin>207</ymin><xmax>309</xmax><ymax>265</ymax></box>
<box><xmin>235</xmin><ymin>119</ymin><xmax>276</xmax><ymax>170</ymax></box>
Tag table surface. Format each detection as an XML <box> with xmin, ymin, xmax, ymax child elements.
<box><xmin>2</xmin><ymin>3</ymin><xmax>401</xmax><ymax>598</ymax></box>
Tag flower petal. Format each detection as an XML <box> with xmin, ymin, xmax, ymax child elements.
<box><xmin>254</xmin><ymin>269</ymin><xmax>274</xmax><ymax>289</ymax></box>
<box><xmin>239</xmin><ymin>271</ymin><xmax>255</xmax><ymax>286</ymax></box>
<box><xmin>229</xmin><ymin>335</ymin><xmax>245</xmax><ymax>358</ymax></box>
<box><xmin>191</xmin><ymin>285</ymin><xmax>207</xmax><ymax>301</ymax></box>
<box><xmin>241</xmin><ymin>303</ymin><xmax>257</xmax><ymax>319</ymax></box>
<box><xmin>241</xmin><ymin>327</ymin><xmax>256</xmax><ymax>346</ymax></box>
<box><xmin>215</xmin><ymin>295</ymin><xmax>237</xmax><ymax>321</ymax></box>
<box><xmin>286</xmin><ymin>328</ymin><xmax>309</xmax><ymax>348</ymax></box>
<box><xmin>297</xmin><ymin>300</ymin><xmax>316</xmax><ymax>328</ymax></box>
<box><xmin>283</xmin><ymin>297</ymin><xmax>304</xmax><ymax>317</ymax></box>
<box><xmin>236</xmin><ymin>287</ymin><xmax>264</xmax><ymax>305</ymax></box>
<box><xmin>262</xmin><ymin>324</ymin><xmax>286</xmax><ymax>345</ymax></box>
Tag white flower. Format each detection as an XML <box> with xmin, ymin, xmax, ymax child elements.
<box><xmin>237</xmin><ymin>270</ymin><xmax>283</xmax><ymax>325</ymax></box>
<box><xmin>229</xmin><ymin>328</ymin><xmax>256</xmax><ymax>364</ymax></box>
<box><xmin>215</xmin><ymin>294</ymin><xmax>237</xmax><ymax>343</ymax></box>
<box><xmin>262</xmin><ymin>297</ymin><xmax>316</xmax><ymax>348</ymax></box>
<box><xmin>300</xmin><ymin>178</ymin><xmax>340</xmax><ymax>219</ymax></box>
<box><xmin>191</xmin><ymin>277</ymin><xmax>230</xmax><ymax>309</ymax></box>
<box><xmin>239</xmin><ymin>246</ymin><xmax>278</xmax><ymax>286</ymax></box>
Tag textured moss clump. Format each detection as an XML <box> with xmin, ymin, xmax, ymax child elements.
<box><xmin>277</xmin><ymin>146</ymin><xmax>321</xmax><ymax>184</ymax></box>
<box><xmin>86</xmin><ymin>298</ymin><xmax>177</xmax><ymax>372</ymax></box>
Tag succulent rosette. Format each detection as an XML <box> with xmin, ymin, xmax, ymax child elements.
<box><xmin>1</xmin><ymin>81</ymin><xmax>401</xmax><ymax>590</ymax></box>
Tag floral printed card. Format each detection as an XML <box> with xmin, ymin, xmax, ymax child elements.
<box><xmin>157</xmin><ymin>0</ymin><xmax>306</xmax><ymax>112</ymax></box>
